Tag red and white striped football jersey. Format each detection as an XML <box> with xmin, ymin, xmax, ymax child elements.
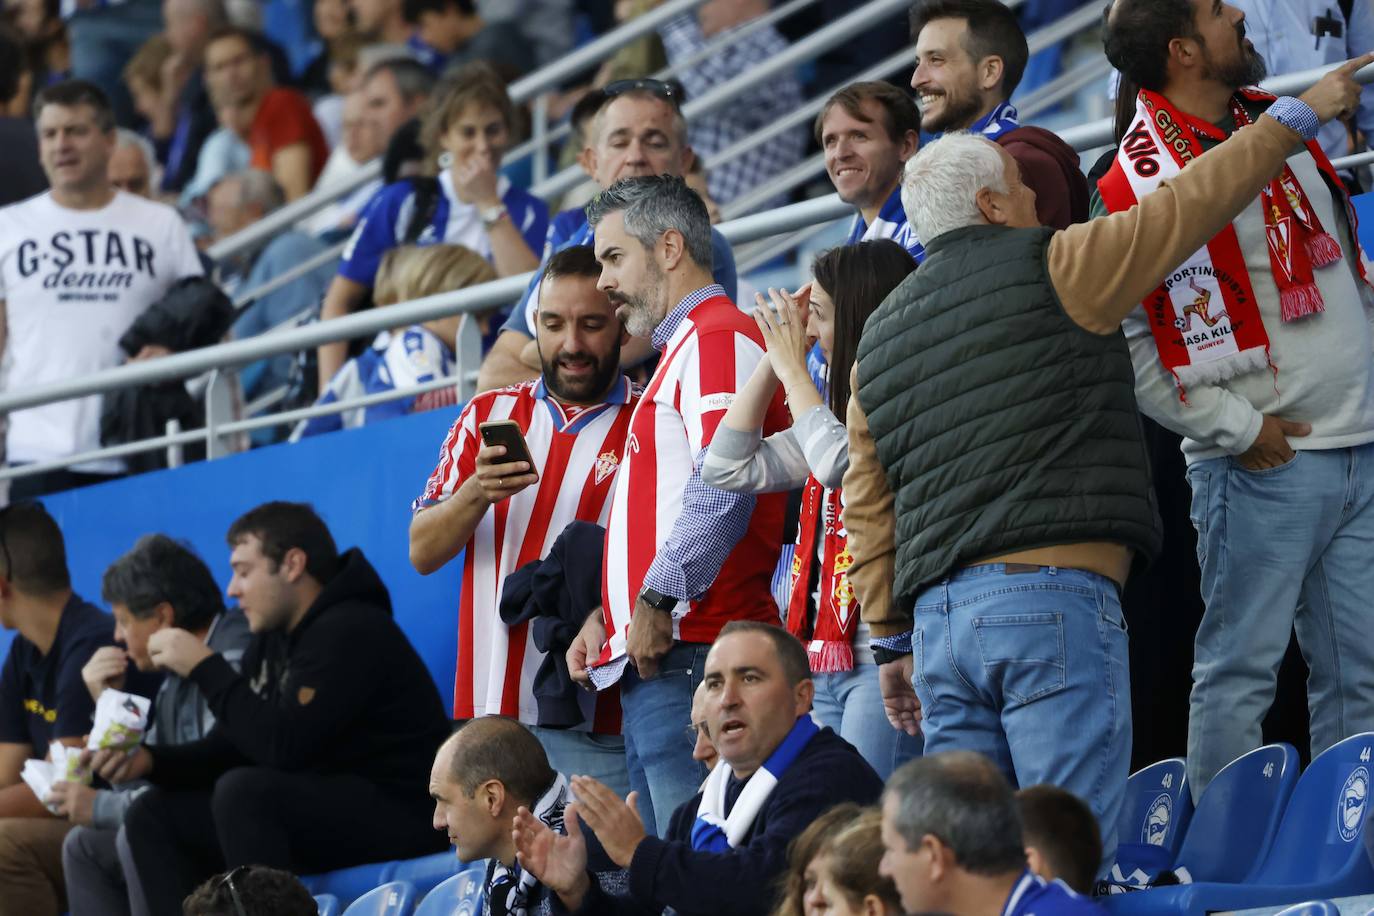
<box><xmin>593</xmin><ymin>291</ymin><xmax>789</xmax><ymax>684</ymax></box>
<box><xmin>415</xmin><ymin>376</ymin><xmax>637</xmax><ymax>730</ymax></box>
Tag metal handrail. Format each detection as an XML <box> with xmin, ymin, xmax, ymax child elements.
<box><xmin>0</xmin><ymin>194</ymin><xmax>851</xmax><ymax>417</ymax></box>
<box><xmin>528</xmin><ymin>0</ymin><xmax>915</xmax><ymax>203</ymax></box>
<box><xmin>505</xmin><ymin>0</ymin><xmax>825</xmax><ymax>168</ymax></box>
<box><xmin>233</xmin><ymin>242</ymin><xmax>344</xmax><ymax>308</ymax></box>
<box><xmin>207</xmin><ymin>0</ymin><xmax>711</xmax><ymax>263</ymax></box>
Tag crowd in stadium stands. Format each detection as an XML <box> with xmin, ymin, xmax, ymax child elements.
<box><xmin>1</xmin><ymin>0</ymin><xmax>1374</xmax><ymax>914</ymax></box>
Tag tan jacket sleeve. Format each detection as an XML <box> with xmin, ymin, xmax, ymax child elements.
<box><xmin>1049</xmin><ymin>114</ymin><xmax>1303</xmax><ymax>333</ymax></box>
<box><xmin>842</xmin><ymin>363</ymin><xmax>910</xmax><ymax>638</ymax></box>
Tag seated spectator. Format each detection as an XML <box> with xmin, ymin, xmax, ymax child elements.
<box><xmin>318</xmin><ymin>62</ymin><xmax>547</xmax><ymax>386</ymax></box>
<box><xmin>306</xmin><ymin>89</ymin><xmax>387</xmax><ymax>238</ymax></box>
<box><xmin>513</xmin><ymin>621</ymin><xmax>885</xmax><ymax>915</ymax></box>
<box><xmin>774</xmin><ymin>805</ymin><xmax>903</xmax><ymax>916</ymax></box>
<box><xmin>402</xmin><ymin>0</ymin><xmax>526</xmax><ymax>80</ymax></box>
<box><xmin>182</xmin><ymin>866</ymin><xmax>316</xmax><ymax>916</ymax></box>
<box><xmin>310</xmin><ymin>34</ymin><xmax>366</xmax><ymax>151</ymax></box>
<box><xmin>1016</xmin><ymin>785</ymin><xmax>1102</xmax><ymax>896</ymax></box>
<box><xmin>878</xmin><ymin>753</ymin><xmax>1105</xmax><ymax>916</ymax></box>
<box><xmin>0</xmin><ymin>24</ymin><xmax>48</xmax><ymax>207</ymax></box>
<box><xmin>296</xmin><ymin>243</ymin><xmax>494</xmax><ymax>439</ymax></box>
<box><xmin>9</xmin><ymin>0</ymin><xmax>70</xmax><ymax>98</ymax></box>
<box><xmin>703</xmin><ymin>241</ymin><xmax>919</xmax><ymax>781</ymax></box>
<box><xmin>431</xmin><ymin>717</ymin><xmax>622</xmax><ymax>910</ymax></box>
<box><xmin>150</xmin><ymin>0</ymin><xmax>227</xmax><ymax>195</ymax></box>
<box><xmin>772</xmin><ymin>803</ymin><xmax>863</xmax><ymax>916</ymax></box>
<box><xmin>59</xmin><ymin>535</ymin><xmax>251</xmax><ymax>916</ymax></box>
<box><xmin>658</xmin><ymin>0</ymin><xmax>805</xmax><ymax>208</ymax></box>
<box><xmin>358</xmin><ymin>56</ymin><xmax>436</xmax><ymax>155</ymax></box>
<box><xmin>0</xmin><ymin>81</ymin><xmax>203</xmax><ymax>499</ymax></box>
<box><xmin>477</xmin><ymin>83</ymin><xmax>736</xmax><ymax>392</ymax></box>
<box><xmin>409</xmin><ymin>245</ymin><xmax>633</xmax><ymax>791</ymax></box>
<box><xmin>213</xmin><ymin>170</ymin><xmax>336</xmax><ymax>415</ymax></box>
<box><xmin>109</xmin><ymin>128</ymin><xmax>161</xmax><ymax>198</ymax></box>
<box><xmin>202</xmin><ymin>26</ymin><xmax>328</xmax><ymax>200</ymax></box>
<box><xmin>0</xmin><ymin>504</ymin><xmax>120</xmax><ymax>916</ymax></box>
<box><xmin>689</xmin><ymin>681</ymin><xmax>717</xmax><ymax>773</ymax></box>
<box><xmin>300</xmin><ymin>0</ymin><xmax>358</xmax><ymax>96</ymax></box>
<box><xmin>122</xmin><ymin>34</ymin><xmax>174</xmax><ymax>155</ymax></box>
<box><xmin>100</xmin><ymin>501</ymin><xmax>452</xmax><ymax>916</ymax></box>
<box><xmin>351</xmin><ymin>0</ymin><xmax>412</xmax><ymax>45</ymax></box>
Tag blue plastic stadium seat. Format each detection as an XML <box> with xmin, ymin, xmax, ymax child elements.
<box><xmin>316</xmin><ymin>894</ymin><xmax>341</xmax><ymax>916</ymax></box>
<box><xmin>1112</xmin><ymin>758</ymin><xmax>1193</xmax><ymax>879</ymax></box>
<box><xmin>340</xmin><ymin>881</ymin><xmax>417</xmax><ymax>916</ymax></box>
<box><xmin>383</xmin><ymin>852</ymin><xmax>472</xmax><ymax>899</ymax></box>
<box><xmin>1274</xmin><ymin>901</ymin><xmax>1341</xmax><ymax>916</ymax></box>
<box><xmin>413</xmin><ymin>864</ymin><xmax>487</xmax><ymax>916</ymax></box>
<box><xmin>1104</xmin><ymin>733</ymin><xmax>1374</xmax><ymax>916</ymax></box>
<box><xmin>300</xmin><ymin>862</ymin><xmax>394</xmax><ymax>908</ymax></box>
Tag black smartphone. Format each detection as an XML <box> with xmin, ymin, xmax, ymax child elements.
<box><xmin>479</xmin><ymin>420</ymin><xmax>536</xmax><ymax>469</ymax></box>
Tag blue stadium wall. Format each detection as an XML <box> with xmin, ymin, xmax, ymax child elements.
<box><xmin>0</xmin><ymin>410</ymin><xmax>464</xmax><ymax>714</ymax></box>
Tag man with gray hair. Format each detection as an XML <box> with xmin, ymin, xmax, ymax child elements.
<box><xmin>208</xmin><ymin>170</ymin><xmax>334</xmax><ymax>434</ymax></box>
<box><xmin>563</xmin><ymin>175</ymin><xmax>788</xmax><ymax>836</ymax></box>
<box><xmin>109</xmin><ymin>129</ymin><xmax>162</xmax><ymax>199</ymax></box>
<box><xmin>879</xmin><ymin>752</ymin><xmax>1104</xmax><ymax>916</ymax></box>
<box><xmin>843</xmin><ymin>60</ymin><xmax>1371</xmax><ymax>868</ymax></box>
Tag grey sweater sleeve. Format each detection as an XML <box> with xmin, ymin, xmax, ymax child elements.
<box><xmin>790</xmin><ymin>405</ymin><xmax>850</xmax><ymax>490</ymax></box>
<box><xmin>90</xmin><ymin>784</ymin><xmax>149</xmax><ymax>829</ymax></box>
<box><xmin>702</xmin><ymin>424</ymin><xmax>810</xmax><ymax>494</ymax></box>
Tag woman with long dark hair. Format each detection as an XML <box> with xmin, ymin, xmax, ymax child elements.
<box><xmin>703</xmin><ymin>239</ymin><xmax>920</xmax><ymax>778</ymax></box>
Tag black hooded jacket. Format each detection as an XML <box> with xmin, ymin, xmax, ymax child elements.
<box><xmin>146</xmin><ymin>549</ymin><xmax>452</xmax><ymax>794</ymax></box>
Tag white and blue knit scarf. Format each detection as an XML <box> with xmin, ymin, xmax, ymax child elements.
<box><xmin>690</xmin><ymin>716</ymin><xmax>820</xmax><ymax>851</ymax></box>
<box><xmin>972</xmin><ymin>101</ymin><xmax>1021</xmax><ymax>141</ymax></box>
<box><xmin>486</xmin><ymin>773</ymin><xmax>569</xmax><ymax>916</ymax></box>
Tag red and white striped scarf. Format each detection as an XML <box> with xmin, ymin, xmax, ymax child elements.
<box><xmin>786</xmin><ymin>477</ymin><xmax>859</xmax><ymax>673</ymax></box>
<box><xmin>1097</xmin><ymin>87</ymin><xmax>1368</xmax><ymax>398</ymax></box>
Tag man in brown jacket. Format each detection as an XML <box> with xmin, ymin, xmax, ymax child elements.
<box><xmin>843</xmin><ymin>56</ymin><xmax>1371</xmax><ymax>869</ymax></box>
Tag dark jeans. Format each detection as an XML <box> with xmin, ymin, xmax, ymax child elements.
<box><xmin>123</xmin><ymin>767</ymin><xmax>447</xmax><ymax>916</ymax></box>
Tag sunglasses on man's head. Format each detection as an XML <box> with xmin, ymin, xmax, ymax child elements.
<box><xmin>603</xmin><ymin>78</ymin><xmax>687</xmax><ymax>108</ymax></box>
<box><xmin>215</xmin><ymin>865</ymin><xmax>251</xmax><ymax>916</ymax></box>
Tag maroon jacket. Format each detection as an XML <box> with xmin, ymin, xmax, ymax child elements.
<box><xmin>998</xmin><ymin>125</ymin><xmax>1089</xmax><ymax>229</ymax></box>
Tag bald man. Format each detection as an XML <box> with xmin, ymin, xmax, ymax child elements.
<box><xmin>429</xmin><ymin>717</ymin><xmax>619</xmax><ymax>912</ymax></box>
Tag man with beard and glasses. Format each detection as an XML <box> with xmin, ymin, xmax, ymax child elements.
<box><xmin>568</xmin><ymin>175</ymin><xmax>789</xmax><ymax>837</ymax></box>
<box><xmin>910</xmin><ymin>0</ymin><xmax>1088</xmax><ymax>229</ymax></box>
<box><xmin>409</xmin><ymin>244</ymin><xmax>637</xmax><ymax>796</ymax></box>
<box><xmin>1100</xmin><ymin>0</ymin><xmax>1374</xmax><ymax>803</ymax></box>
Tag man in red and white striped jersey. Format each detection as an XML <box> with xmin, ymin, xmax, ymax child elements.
<box><xmin>568</xmin><ymin>175</ymin><xmax>789</xmax><ymax>834</ymax></box>
<box><xmin>408</xmin><ymin>245</ymin><xmax>637</xmax><ymax>796</ymax></box>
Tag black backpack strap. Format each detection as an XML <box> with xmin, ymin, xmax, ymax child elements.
<box><xmin>1342</xmin><ymin>0</ymin><xmax>1355</xmax><ymax>23</ymax></box>
<box><xmin>401</xmin><ymin>176</ymin><xmax>442</xmax><ymax>245</ymax></box>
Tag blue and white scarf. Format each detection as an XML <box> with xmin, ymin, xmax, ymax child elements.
<box><xmin>690</xmin><ymin>716</ymin><xmax>820</xmax><ymax>851</ymax></box>
<box><xmin>485</xmin><ymin>773</ymin><xmax>569</xmax><ymax>916</ymax></box>
<box><xmin>971</xmin><ymin>101</ymin><xmax>1021</xmax><ymax>141</ymax></box>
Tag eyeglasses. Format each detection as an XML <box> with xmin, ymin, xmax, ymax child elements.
<box><xmin>683</xmin><ymin>722</ymin><xmax>708</xmax><ymax>748</ymax></box>
<box><xmin>215</xmin><ymin>865</ymin><xmax>251</xmax><ymax>916</ymax></box>
<box><xmin>603</xmin><ymin>78</ymin><xmax>687</xmax><ymax>108</ymax></box>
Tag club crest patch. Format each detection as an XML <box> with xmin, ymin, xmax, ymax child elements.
<box><xmin>1339</xmin><ymin>766</ymin><xmax>1368</xmax><ymax>843</ymax></box>
<box><xmin>595</xmin><ymin>451</ymin><xmax>620</xmax><ymax>484</ymax></box>
<box><xmin>1142</xmin><ymin>793</ymin><xmax>1172</xmax><ymax>846</ymax></box>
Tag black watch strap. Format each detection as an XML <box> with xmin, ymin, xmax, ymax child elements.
<box><xmin>639</xmin><ymin>587</ymin><xmax>678</xmax><ymax>612</ymax></box>
<box><xmin>872</xmin><ymin>646</ymin><xmax>913</xmax><ymax>666</ymax></box>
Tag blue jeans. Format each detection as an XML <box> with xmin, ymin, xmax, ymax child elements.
<box><xmin>1186</xmin><ymin>444</ymin><xmax>1374</xmax><ymax>800</ymax></box>
<box><xmin>812</xmin><ymin>664</ymin><xmax>922</xmax><ymax>780</ymax></box>
<box><xmin>620</xmin><ymin>642</ymin><xmax>709</xmax><ymax>837</ymax></box>
<box><xmin>911</xmin><ymin>564</ymin><xmax>1132</xmax><ymax>868</ymax></box>
<box><xmin>66</xmin><ymin>0</ymin><xmax>163</xmax><ymax>127</ymax></box>
<box><xmin>529</xmin><ymin>726</ymin><xmax>631</xmax><ymax>802</ymax></box>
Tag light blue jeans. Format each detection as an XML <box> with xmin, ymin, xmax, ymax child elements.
<box><xmin>911</xmin><ymin>564</ymin><xmax>1132</xmax><ymax>868</ymax></box>
<box><xmin>1186</xmin><ymin>444</ymin><xmax>1374</xmax><ymax>801</ymax></box>
<box><xmin>529</xmin><ymin>726</ymin><xmax>631</xmax><ymax>802</ymax></box>
<box><xmin>812</xmin><ymin>663</ymin><xmax>922</xmax><ymax>780</ymax></box>
<box><xmin>620</xmin><ymin>642</ymin><xmax>709</xmax><ymax>837</ymax></box>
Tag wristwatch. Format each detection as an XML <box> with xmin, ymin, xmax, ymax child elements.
<box><xmin>480</xmin><ymin>204</ymin><xmax>509</xmax><ymax>228</ymax></box>
<box><xmin>638</xmin><ymin>587</ymin><xmax>678</xmax><ymax>613</ymax></box>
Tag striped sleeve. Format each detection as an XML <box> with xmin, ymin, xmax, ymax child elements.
<box><xmin>681</xmin><ymin>328</ymin><xmax>765</xmax><ymax>451</ymax></box>
<box><xmin>412</xmin><ymin>398</ymin><xmax>483</xmax><ymax>512</ymax></box>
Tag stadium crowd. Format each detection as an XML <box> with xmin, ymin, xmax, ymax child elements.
<box><xmin>2</xmin><ymin>0</ymin><xmax>1374</xmax><ymax>914</ymax></box>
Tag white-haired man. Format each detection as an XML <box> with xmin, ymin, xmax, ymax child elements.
<box><xmin>108</xmin><ymin>129</ymin><xmax>161</xmax><ymax>199</ymax></box>
<box><xmin>843</xmin><ymin>60</ymin><xmax>1370</xmax><ymax>870</ymax></box>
